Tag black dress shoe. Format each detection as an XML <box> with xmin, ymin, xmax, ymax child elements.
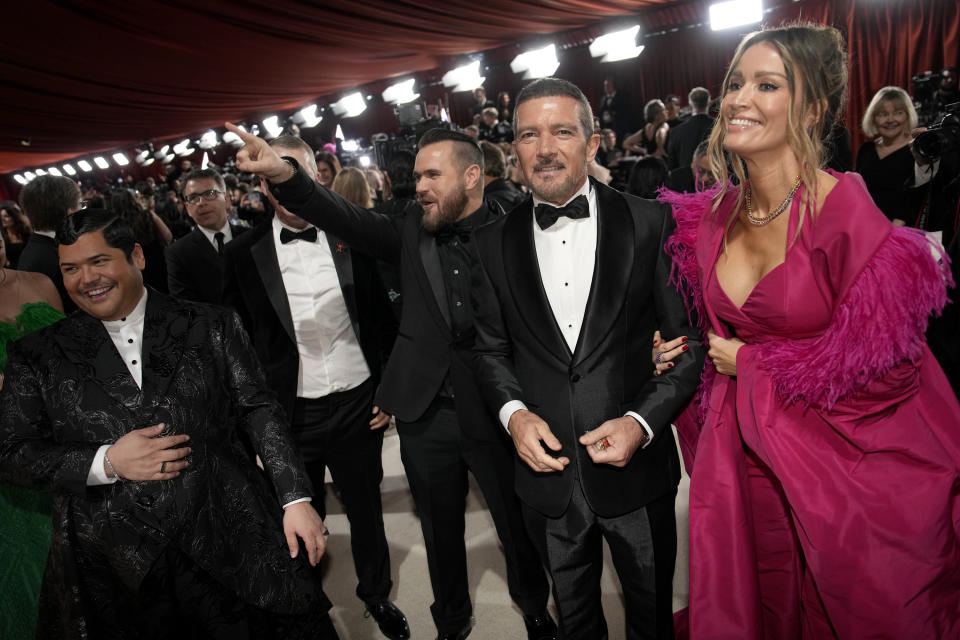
<box><xmin>523</xmin><ymin>612</ymin><xmax>558</xmax><ymax>640</ymax></box>
<box><xmin>436</xmin><ymin>617</ymin><xmax>473</xmax><ymax>640</ymax></box>
<box><xmin>365</xmin><ymin>601</ymin><xmax>410</xmax><ymax>640</ymax></box>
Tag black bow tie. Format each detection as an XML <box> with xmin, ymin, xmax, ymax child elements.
<box><xmin>435</xmin><ymin>227</ymin><xmax>471</xmax><ymax>246</ymax></box>
<box><xmin>280</xmin><ymin>227</ymin><xmax>318</xmax><ymax>244</ymax></box>
<box><xmin>534</xmin><ymin>195</ymin><xmax>589</xmax><ymax>230</ymax></box>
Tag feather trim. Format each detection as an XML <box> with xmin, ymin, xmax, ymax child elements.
<box><xmin>756</xmin><ymin>227</ymin><xmax>953</xmax><ymax>409</ymax></box>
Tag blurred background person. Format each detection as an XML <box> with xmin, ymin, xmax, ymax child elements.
<box><xmin>480</xmin><ymin>141</ymin><xmax>526</xmax><ymax>213</ymax></box>
<box><xmin>624</xmin><ymin>99</ymin><xmax>669</xmax><ymax>159</ymax></box>
<box><xmin>497</xmin><ymin>90</ymin><xmax>512</xmax><ymax>123</ymax></box>
<box><xmin>317</xmin><ymin>151</ymin><xmax>339</xmax><ymax>189</ymax></box>
<box><xmin>0</xmin><ymin>201</ymin><xmax>31</xmax><ymax>269</ymax></box>
<box><xmin>106</xmin><ymin>188</ymin><xmax>171</xmax><ymax>292</ymax></box>
<box><xmin>331</xmin><ymin>167</ymin><xmax>374</xmax><ymax>210</ymax></box>
<box><xmin>668</xmin><ymin>140</ymin><xmax>715</xmax><ymax>193</ymax></box>
<box><xmin>626</xmin><ymin>156</ymin><xmax>669</xmax><ymax>198</ymax></box>
<box><xmin>667</xmin><ymin>87</ymin><xmax>712</xmax><ymax>171</ymax></box>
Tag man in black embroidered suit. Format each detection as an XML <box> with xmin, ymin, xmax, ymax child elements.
<box><xmin>470</xmin><ymin>78</ymin><xmax>705</xmax><ymax>639</ymax></box>
<box><xmin>0</xmin><ymin>209</ymin><xmax>336</xmax><ymax>639</ymax></box>
<box><xmin>223</xmin><ymin>135</ymin><xmax>409</xmax><ymax>640</ymax></box>
<box><xmin>225</xmin><ymin>123</ymin><xmax>555</xmax><ymax>640</ymax></box>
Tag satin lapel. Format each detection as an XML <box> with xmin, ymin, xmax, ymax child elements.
<box><xmin>251</xmin><ymin>231</ymin><xmax>296</xmax><ymax>343</ymax></box>
<box><xmin>571</xmin><ymin>183</ymin><xmax>633</xmax><ymax>367</ymax></box>
<box><xmin>53</xmin><ymin>313</ymin><xmax>141</xmax><ymax>410</ymax></box>
<box><xmin>414</xmin><ymin>226</ymin><xmax>452</xmax><ymax>332</ymax></box>
<box><xmin>325</xmin><ymin>232</ymin><xmax>360</xmax><ymax>339</ymax></box>
<box><xmin>140</xmin><ymin>291</ymin><xmax>191</xmax><ymax>418</ymax></box>
<box><xmin>502</xmin><ymin>202</ymin><xmax>571</xmax><ymax>362</ymax></box>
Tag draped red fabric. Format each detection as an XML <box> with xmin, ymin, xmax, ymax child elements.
<box><xmin>1</xmin><ymin>0</ymin><xmax>957</xmax><ymax>200</ymax></box>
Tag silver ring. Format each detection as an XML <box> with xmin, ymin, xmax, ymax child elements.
<box><xmin>160</xmin><ymin>461</ymin><xmax>167</xmax><ymax>473</ymax></box>
<box><xmin>655</xmin><ymin>352</ymin><xmax>663</xmax><ymax>365</ymax></box>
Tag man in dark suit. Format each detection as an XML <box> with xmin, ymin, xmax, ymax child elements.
<box><xmin>480</xmin><ymin>141</ymin><xmax>526</xmax><ymax>213</ymax></box>
<box><xmin>226</xmin><ymin>123</ymin><xmax>556</xmax><ymax>640</ymax></box>
<box><xmin>667</xmin><ymin>140</ymin><xmax>715</xmax><ymax>194</ymax></box>
<box><xmin>165</xmin><ymin>168</ymin><xmax>245</xmax><ymax>304</ymax></box>
<box><xmin>472</xmin><ymin>78</ymin><xmax>705</xmax><ymax>639</ymax></box>
<box><xmin>17</xmin><ymin>174</ymin><xmax>81</xmax><ymax>312</ymax></box>
<box><xmin>666</xmin><ymin>87</ymin><xmax>713</xmax><ymax>171</ymax></box>
<box><xmin>0</xmin><ymin>209</ymin><xmax>336</xmax><ymax>639</ymax></box>
<box><xmin>223</xmin><ymin>135</ymin><xmax>409</xmax><ymax>640</ymax></box>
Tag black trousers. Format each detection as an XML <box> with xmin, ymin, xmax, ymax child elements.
<box><xmin>290</xmin><ymin>377</ymin><xmax>392</xmax><ymax>605</ymax></box>
<box><xmin>522</xmin><ymin>481</ymin><xmax>677</xmax><ymax>640</ymax></box>
<box><xmin>398</xmin><ymin>397</ymin><xmax>550</xmax><ymax>635</ymax></box>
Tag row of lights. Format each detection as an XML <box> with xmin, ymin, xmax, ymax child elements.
<box><xmin>10</xmin><ymin>1</ymin><xmax>761</xmax><ymax>186</ymax></box>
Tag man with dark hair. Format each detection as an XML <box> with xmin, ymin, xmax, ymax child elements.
<box><xmin>598</xmin><ymin>77</ymin><xmax>632</xmax><ymax>143</ymax></box>
<box><xmin>468</xmin><ymin>87</ymin><xmax>496</xmax><ymax>122</ymax></box>
<box><xmin>480</xmin><ymin>141</ymin><xmax>526</xmax><ymax>213</ymax></box>
<box><xmin>666</xmin><ymin>87</ymin><xmax>713</xmax><ymax>170</ymax></box>
<box><xmin>668</xmin><ymin>139</ymin><xmax>715</xmax><ymax>193</ymax></box>
<box><xmin>226</xmin><ymin>122</ymin><xmax>556</xmax><ymax>640</ymax></box>
<box><xmin>479</xmin><ymin>107</ymin><xmax>514</xmax><ymax>144</ymax></box>
<box><xmin>0</xmin><ymin>208</ymin><xmax>338</xmax><ymax>639</ymax></box>
<box><xmin>223</xmin><ymin>135</ymin><xmax>409</xmax><ymax>640</ymax></box>
<box><xmin>17</xmin><ymin>174</ymin><xmax>81</xmax><ymax>311</ymax></box>
<box><xmin>471</xmin><ymin>77</ymin><xmax>704</xmax><ymax>639</ymax></box>
<box><xmin>165</xmin><ymin>167</ymin><xmax>246</xmax><ymax>304</ymax></box>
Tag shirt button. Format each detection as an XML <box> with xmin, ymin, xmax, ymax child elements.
<box><xmin>132</xmin><ymin>360</ymin><xmax>138</xmax><ymax>365</ymax></box>
<box><xmin>127</xmin><ymin>338</ymin><xmax>134</xmax><ymax>344</ymax></box>
<box><xmin>456</xmin><ymin>301</ymin><xmax>463</xmax><ymax>307</ymax></box>
<box><xmin>564</xmin><ymin>282</ymin><xmax>568</xmax><ymax>286</ymax></box>
<box><xmin>453</xmin><ymin>269</ymin><xmax>459</xmax><ymax>275</ymax></box>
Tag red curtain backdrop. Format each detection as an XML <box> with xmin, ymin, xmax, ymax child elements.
<box><xmin>1</xmin><ymin>0</ymin><xmax>957</xmax><ymax>200</ymax></box>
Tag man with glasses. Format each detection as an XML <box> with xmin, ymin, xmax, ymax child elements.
<box><xmin>165</xmin><ymin>168</ymin><xmax>246</xmax><ymax>304</ymax></box>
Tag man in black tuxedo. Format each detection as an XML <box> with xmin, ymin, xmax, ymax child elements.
<box><xmin>471</xmin><ymin>78</ymin><xmax>705</xmax><ymax>639</ymax></box>
<box><xmin>481</xmin><ymin>141</ymin><xmax>526</xmax><ymax>213</ymax></box>
<box><xmin>666</xmin><ymin>87</ymin><xmax>713</xmax><ymax>171</ymax></box>
<box><xmin>226</xmin><ymin>123</ymin><xmax>556</xmax><ymax>640</ymax></box>
<box><xmin>17</xmin><ymin>174</ymin><xmax>81</xmax><ymax>312</ymax></box>
<box><xmin>223</xmin><ymin>135</ymin><xmax>409</xmax><ymax>640</ymax></box>
<box><xmin>165</xmin><ymin>168</ymin><xmax>246</xmax><ymax>304</ymax></box>
<box><xmin>598</xmin><ymin>77</ymin><xmax>633</xmax><ymax>144</ymax></box>
<box><xmin>0</xmin><ymin>209</ymin><xmax>336</xmax><ymax>639</ymax></box>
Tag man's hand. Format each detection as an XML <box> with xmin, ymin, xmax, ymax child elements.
<box><xmin>369</xmin><ymin>405</ymin><xmax>391</xmax><ymax>430</ymax></box>
<box><xmin>508</xmin><ymin>409</ymin><xmax>569</xmax><ymax>473</ymax></box>
<box><xmin>579</xmin><ymin>417</ymin><xmax>646</xmax><ymax>467</ymax></box>
<box><xmin>106</xmin><ymin>423</ymin><xmax>190</xmax><ymax>481</ymax></box>
<box><xmin>283</xmin><ymin>502</ymin><xmax>328</xmax><ymax>566</ymax></box>
<box><xmin>224</xmin><ymin>122</ymin><xmax>294</xmax><ymax>183</ymax></box>
<box><xmin>707</xmin><ymin>329</ymin><xmax>745</xmax><ymax>377</ymax></box>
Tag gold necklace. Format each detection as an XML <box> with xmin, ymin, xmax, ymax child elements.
<box><xmin>745</xmin><ymin>175</ymin><xmax>802</xmax><ymax>226</ymax></box>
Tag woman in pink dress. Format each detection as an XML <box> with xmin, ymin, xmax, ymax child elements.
<box><xmin>660</xmin><ymin>24</ymin><xmax>960</xmax><ymax>638</ymax></box>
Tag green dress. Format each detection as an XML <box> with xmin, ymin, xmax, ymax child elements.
<box><xmin>0</xmin><ymin>302</ymin><xmax>65</xmax><ymax>640</ymax></box>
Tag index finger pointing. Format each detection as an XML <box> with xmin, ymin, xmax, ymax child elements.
<box><xmin>224</xmin><ymin>122</ymin><xmax>259</xmax><ymax>145</ymax></box>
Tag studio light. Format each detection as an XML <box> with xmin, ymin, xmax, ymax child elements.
<box><xmin>163</xmin><ymin>154</ymin><xmax>176</xmax><ymax>164</ymax></box>
<box><xmin>199</xmin><ymin>130</ymin><xmax>218</xmax><ymax>149</ymax></box>
<box><xmin>62</xmin><ymin>164</ymin><xmax>77</xmax><ymax>176</ymax></box>
<box><xmin>359</xmin><ymin>155</ymin><xmax>371</xmax><ymax>168</ymax></box>
<box><xmin>24</xmin><ymin>171</ymin><xmax>36</xmax><ymax>181</ymax></box>
<box><xmin>93</xmin><ymin>157</ymin><xmax>110</xmax><ymax>169</ymax></box>
<box><xmin>296</xmin><ymin>104</ymin><xmax>323</xmax><ymax>127</ymax></box>
<box><xmin>173</xmin><ymin>138</ymin><xmax>194</xmax><ymax>157</ymax></box>
<box><xmin>262</xmin><ymin>116</ymin><xmax>283</xmax><ymax>139</ymax></box>
<box><xmin>35</xmin><ymin>168</ymin><xmax>47</xmax><ymax>176</ymax></box>
<box><xmin>589</xmin><ymin>25</ymin><xmax>644</xmax><ymax>62</ymax></box>
<box><xmin>335</xmin><ymin>124</ymin><xmax>345</xmax><ymax>140</ymax></box>
<box><xmin>113</xmin><ymin>152</ymin><xmax>130</xmax><ymax>166</ymax></box>
<box><xmin>77</xmin><ymin>160</ymin><xmax>93</xmax><ymax>172</ymax></box>
<box><xmin>382</xmin><ymin>79</ymin><xmax>420</xmax><ymax>105</ymax></box>
<box><xmin>332</xmin><ymin>92</ymin><xmax>367</xmax><ymax>118</ymax></box>
<box><xmin>13</xmin><ymin>175</ymin><xmax>27</xmax><ymax>185</ymax></box>
<box><xmin>143</xmin><ymin>157</ymin><xmax>155</xmax><ymax>166</ymax></box>
<box><xmin>47</xmin><ymin>167</ymin><xmax>62</xmax><ymax>176</ymax></box>
<box><xmin>201</xmin><ymin>152</ymin><xmax>210</xmax><ymax>169</ymax></box>
<box><xmin>135</xmin><ymin>149</ymin><xmax>151</xmax><ymax>164</ymax></box>
<box><xmin>154</xmin><ymin>144</ymin><xmax>171</xmax><ymax>160</ymax></box>
<box><xmin>222</xmin><ymin>131</ymin><xmax>244</xmax><ymax>147</ymax></box>
<box><xmin>709</xmin><ymin>0</ymin><xmax>762</xmax><ymax>31</ymax></box>
<box><xmin>442</xmin><ymin>60</ymin><xmax>485</xmax><ymax>93</ymax></box>
<box><xmin>341</xmin><ymin>139</ymin><xmax>360</xmax><ymax>152</ymax></box>
<box><xmin>511</xmin><ymin>44</ymin><xmax>560</xmax><ymax>79</ymax></box>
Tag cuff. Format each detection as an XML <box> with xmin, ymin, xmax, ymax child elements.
<box><xmin>283</xmin><ymin>496</ymin><xmax>312</xmax><ymax>509</ymax></box>
<box><xmin>268</xmin><ymin>157</ymin><xmax>316</xmax><ymax>209</ymax></box>
<box><xmin>87</xmin><ymin>444</ymin><xmax>119</xmax><ymax>486</ymax></box>
<box><xmin>499</xmin><ymin>400</ymin><xmax>528</xmax><ymax>432</ymax></box>
<box><xmin>625</xmin><ymin>412</ymin><xmax>655</xmax><ymax>448</ymax></box>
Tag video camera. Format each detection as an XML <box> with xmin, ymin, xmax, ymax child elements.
<box><xmin>373</xmin><ymin>100</ymin><xmax>456</xmax><ymax>169</ymax></box>
<box><xmin>914</xmin><ymin>103</ymin><xmax>960</xmax><ymax>161</ymax></box>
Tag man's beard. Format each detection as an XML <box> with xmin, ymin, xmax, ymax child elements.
<box><xmin>421</xmin><ymin>187</ymin><xmax>469</xmax><ymax>233</ymax></box>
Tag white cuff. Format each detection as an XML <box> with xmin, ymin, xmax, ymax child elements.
<box><xmin>87</xmin><ymin>444</ymin><xmax>119</xmax><ymax>485</ymax></box>
<box><xmin>625</xmin><ymin>412</ymin><xmax>654</xmax><ymax>448</ymax></box>
<box><xmin>499</xmin><ymin>400</ymin><xmax>528</xmax><ymax>432</ymax></box>
<box><xmin>283</xmin><ymin>497</ymin><xmax>312</xmax><ymax>509</ymax></box>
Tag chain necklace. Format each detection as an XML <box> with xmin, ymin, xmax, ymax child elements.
<box><xmin>745</xmin><ymin>175</ymin><xmax>802</xmax><ymax>226</ymax></box>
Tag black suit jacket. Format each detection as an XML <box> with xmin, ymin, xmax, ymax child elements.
<box><xmin>269</xmin><ymin>160</ymin><xmax>504</xmax><ymax>442</ymax></box>
<box><xmin>666</xmin><ymin>113</ymin><xmax>713</xmax><ymax>170</ymax></box>
<box><xmin>16</xmin><ymin>233</ymin><xmax>75</xmax><ymax>312</ymax></box>
<box><xmin>471</xmin><ymin>179</ymin><xmax>705</xmax><ymax>518</ymax></box>
<box><xmin>165</xmin><ymin>224</ymin><xmax>246</xmax><ymax>304</ymax></box>
<box><xmin>222</xmin><ymin>219</ymin><xmax>396</xmax><ymax>417</ymax></box>
<box><xmin>0</xmin><ymin>291</ymin><xmax>326</xmax><ymax>638</ymax></box>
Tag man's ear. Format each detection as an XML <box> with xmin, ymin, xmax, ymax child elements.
<box><xmin>464</xmin><ymin>163</ymin><xmax>483</xmax><ymax>191</ymax></box>
<box><xmin>131</xmin><ymin>243</ymin><xmax>146</xmax><ymax>270</ymax></box>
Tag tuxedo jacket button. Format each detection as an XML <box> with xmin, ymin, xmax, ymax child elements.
<box><xmin>569</xmin><ymin>373</ymin><xmax>581</xmax><ymax>382</ymax></box>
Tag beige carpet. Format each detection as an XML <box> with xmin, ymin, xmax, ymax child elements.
<box><xmin>319</xmin><ymin>426</ymin><xmax>690</xmax><ymax>640</ymax></box>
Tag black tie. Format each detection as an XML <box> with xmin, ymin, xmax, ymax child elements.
<box><xmin>214</xmin><ymin>231</ymin><xmax>225</xmax><ymax>255</ymax></box>
<box><xmin>534</xmin><ymin>194</ymin><xmax>589</xmax><ymax>230</ymax></box>
<box><xmin>435</xmin><ymin>226</ymin><xmax>471</xmax><ymax>246</ymax></box>
<box><xmin>279</xmin><ymin>227</ymin><xmax>318</xmax><ymax>244</ymax></box>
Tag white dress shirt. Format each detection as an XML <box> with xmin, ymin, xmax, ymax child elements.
<box><xmin>197</xmin><ymin>220</ymin><xmax>233</xmax><ymax>250</ymax></box>
<box><xmin>498</xmin><ymin>179</ymin><xmax>654</xmax><ymax>445</ymax></box>
<box><xmin>273</xmin><ymin>217</ymin><xmax>370</xmax><ymax>398</ymax></box>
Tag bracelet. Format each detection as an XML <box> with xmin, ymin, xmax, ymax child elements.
<box><xmin>103</xmin><ymin>450</ymin><xmax>123</xmax><ymax>480</ymax></box>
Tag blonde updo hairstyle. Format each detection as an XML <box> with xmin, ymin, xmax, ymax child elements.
<box><xmin>706</xmin><ymin>23</ymin><xmax>848</xmax><ymax>239</ymax></box>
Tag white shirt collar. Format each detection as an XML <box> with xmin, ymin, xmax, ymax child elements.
<box><xmin>197</xmin><ymin>220</ymin><xmax>232</xmax><ymax>247</ymax></box>
<box><xmin>102</xmin><ymin>288</ymin><xmax>148</xmax><ymax>332</ymax></box>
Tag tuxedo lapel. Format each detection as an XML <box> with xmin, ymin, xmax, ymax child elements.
<box><xmin>572</xmin><ymin>183</ymin><xmax>634</xmax><ymax>367</ymax></box>
<box><xmin>414</xmin><ymin>225</ymin><xmax>452</xmax><ymax>333</ymax></box>
<box><xmin>325</xmin><ymin>232</ymin><xmax>360</xmax><ymax>339</ymax></box>
<box><xmin>141</xmin><ymin>291</ymin><xmax>190</xmax><ymax>416</ymax></box>
<box><xmin>250</xmin><ymin>230</ymin><xmax>296</xmax><ymax>343</ymax></box>
<box><xmin>502</xmin><ymin>202</ymin><xmax>571</xmax><ymax>362</ymax></box>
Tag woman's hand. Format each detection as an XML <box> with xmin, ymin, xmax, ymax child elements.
<box><xmin>707</xmin><ymin>329</ymin><xmax>744</xmax><ymax>377</ymax></box>
<box><xmin>652</xmin><ymin>330</ymin><xmax>689</xmax><ymax>375</ymax></box>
